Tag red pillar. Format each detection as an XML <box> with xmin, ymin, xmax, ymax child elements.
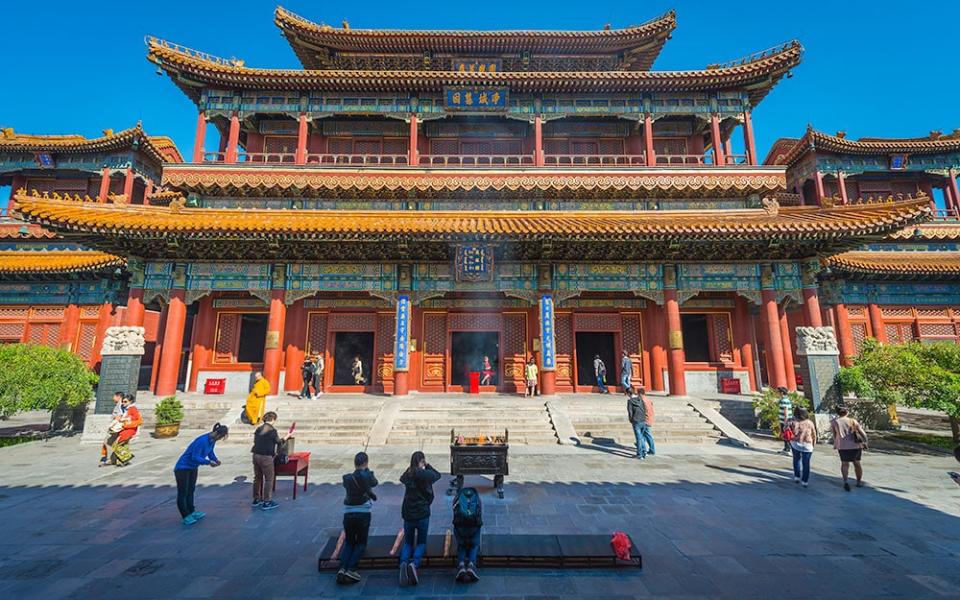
<box><xmin>408</xmin><ymin>114</ymin><xmax>419</xmax><ymax>166</ymax></box>
<box><xmin>149</xmin><ymin>306</ymin><xmax>168</xmax><ymax>392</ymax></box>
<box><xmin>124</xmin><ymin>288</ymin><xmax>146</xmax><ymax>327</ymax></box>
<box><xmin>224</xmin><ymin>113</ymin><xmax>241</xmax><ymax>164</ymax></box>
<box><xmin>802</xmin><ymin>287</ymin><xmax>823</xmax><ymax>328</ymax></box>
<box><xmin>144</xmin><ymin>180</ymin><xmax>154</xmax><ymax>200</ymax></box>
<box><xmin>734</xmin><ymin>296</ymin><xmax>757</xmax><ymax>392</ymax></box>
<box><xmin>834</xmin><ymin>304</ymin><xmax>857</xmax><ymax>366</ymax></box>
<box><xmin>97</xmin><ymin>168</ymin><xmax>111</xmax><ymax>202</ymax></box>
<box><xmin>949</xmin><ymin>169</ymin><xmax>960</xmax><ymax>214</ymax></box>
<box><xmin>90</xmin><ymin>302</ymin><xmax>114</xmax><ymax>368</ymax></box>
<box><xmin>814</xmin><ymin>171</ymin><xmax>826</xmax><ymax>204</ymax></box>
<box><xmin>778</xmin><ymin>305</ymin><xmax>798</xmax><ymax>391</ymax></box>
<box><xmin>295</xmin><ymin>114</ymin><xmax>308</xmax><ymax>165</ymax></box>
<box><xmin>742</xmin><ymin>110</ymin><xmax>758</xmax><ymax>166</ymax></box>
<box><xmin>534</xmin><ymin>115</ymin><xmax>544</xmax><ymax>166</ymax></box>
<box><xmin>663</xmin><ymin>289</ymin><xmax>686</xmax><ymax>396</ymax></box>
<box><xmin>710</xmin><ymin>113</ymin><xmax>725</xmax><ymax>166</ymax></box>
<box><xmin>283</xmin><ymin>301</ymin><xmax>307</xmax><ymax>393</ymax></box>
<box><xmin>761</xmin><ymin>290</ymin><xmax>787</xmax><ymax>389</ymax></box>
<box><xmin>647</xmin><ymin>304</ymin><xmax>666</xmax><ymax>392</ymax></box>
<box><xmin>59</xmin><ymin>304</ymin><xmax>81</xmax><ymax>352</ymax></box>
<box><xmin>644</xmin><ymin>114</ymin><xmax>656</xmax><ymax>166</ymax></box>
<box><xmin>192</xmin><ymin>111</ymin><xmax>207</xmax><ymax>162</ymax></box>
<box><xmin>122</xmin><ymin>168</ymin><xmax>135</xmax><ymax>202</ymax></box>
<box><xmin>868</xmin><ymin>303</ymin><xmax>888</xmax><ymax>343</ymax></box>
<box><xmin>156</xmin><ymin>290</ymin><xmax>187</xmax><ymax>396</ymax></box>
<box><xmin>837</xmin><ymin>171</ymin><xmax>849</xmax><ymax>205</ymax></box>
<box><xmin>188</xmin><ymin>295</ymin><xmax>215</xmax><ymax>392</ymax></box>
<box><xmin>262</xmin><ymin>289</ymin><xmax>286</xmax><ymax>395</ymax></box>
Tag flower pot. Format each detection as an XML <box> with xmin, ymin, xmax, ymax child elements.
<box><xmin>154</xmin><ymin>422</ymin><xmax>181</xmax><ymax>438</ymax></box>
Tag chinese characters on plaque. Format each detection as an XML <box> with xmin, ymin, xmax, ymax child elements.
<box><xmin>455</xmin><ymin>245</ymin><xmax>494</xmax><ymax>282</ymax></box>
<box><xmin>453</xmin><ymin>59</ymin><xmax>502</xmax><ymax>73</ymax></box>
<box><xmin>539</xmin><ymin>295</ymin><xmax>556</xmax><ymax>370</ymax></box>
<box><xmin>394</xmin><ymin>295</ymin><xmax>410</xmax><ymax>371</ymax></box>
<box><xmin>444</xmin><ymin>87</ymin><xmax>508</xmax><ymax>111</ymax></box>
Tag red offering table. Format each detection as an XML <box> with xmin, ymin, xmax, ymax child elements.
<box><xmin>273</xmin><ymin>451</ymin><xmax>310</xmax><ymax>499</ymax></box>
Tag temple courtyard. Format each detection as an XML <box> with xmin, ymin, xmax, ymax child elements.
<box><xmin>0</xmin><ymin>422</ymin><xmax>958</xmax><ymax>599</ymax></box>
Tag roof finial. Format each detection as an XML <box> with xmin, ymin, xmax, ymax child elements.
<box><xmin>103</xmin><ymin>128</ymin><xmax>114</xmax><ymax>137</ymax></box>
<box><xmin>342</xmin><ymin>19</ymin><xmax>350</xmax><ymax>29</ymax></box>
<box><xmin>835</xmin><ymin>131</ymin><xmax>846</xmax><ymax>139</ymax></box>
<box><xmin>603</xmin><ymin>23</ymin><xmax>611</xmax><ymax>30</ymax></box>
<box><xmin>1</xmin><ymin>127</ymin><xmax>13</xmax><ymax>139</ymax></box>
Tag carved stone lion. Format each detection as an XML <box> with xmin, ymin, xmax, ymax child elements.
<box><xmin>101</xmin><ymin>326</ymin><xmax>146</xmax><ymax>356</ymax></box>
<box><xmin>795</xmin><ymin>326</ymin><xmax>839</xmax><ymax>356</ymax></box>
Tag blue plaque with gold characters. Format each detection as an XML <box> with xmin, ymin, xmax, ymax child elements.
<box><xmin>539</xmin><ymin>295</ymin><xmax>556</xmax><ymax>370</ymax></box>
<box><xmin>455</xmin><ymin>245</ymin><xmax>494</xmax><ymax>282</ymax></box>
<box><xmin>444</xmin><ymin>87</ymin><xmax>508</xmax><ymax>111</ymax></box>
<box><xmin>394</xmin><ymin>295</ymin><xmax>411</xmax><ymax>371</ymax></box>
<box><xmin>888</xmin><ymin>154</ymin><xmax>908</xmax><ymax>170</ymax></box>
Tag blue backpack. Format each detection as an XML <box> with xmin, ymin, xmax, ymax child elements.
<box><xmin>453</xmin><ymin>487</ymin><xmax>482</xmax><ymax>528</ymax></box>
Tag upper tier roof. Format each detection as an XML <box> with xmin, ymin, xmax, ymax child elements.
<box><xmin>0</xmin><ymin>123</ymin><xmax>183</xmax><ymax>164</ymax></box>
<box><xmin>274</xmin><ymin>7</ymin><xmax>677</xmax><ymax>71</ymax></box>
<box><xmin>146</xmin><ymin>37</ymin><xmax>801</xmax><ymax>107</ymax></box>
<box><xmin>765</xmin><ymin>127</ymin><xmax>960</xmax><ymax>167</ymax></box>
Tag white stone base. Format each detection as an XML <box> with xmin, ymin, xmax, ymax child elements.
<box><xmin>685</xmin><ymin>370</ymin><xmax>751</xmax><ymax>395</ymax></box>
<box><xmin>196</xmin><ymin>371</ymin><xmax>286</xmax><ymax>396</ymax></box>
<box><xmin>80</xmin><ymin>414</ymin><xmax>114</xmax><ymax>445</ymax></box>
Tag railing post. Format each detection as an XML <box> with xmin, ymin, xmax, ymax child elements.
<box><xmin>408</xmin><ymin>114</ymin><xmax>419</xmax><ymax>166</ymax></box>
<box><xmin>295</xmin><ymin>113</ymin><xmax>308</xmax><ymax>165</ymax></box>
<box><xmin>644</xmin><ymin>113</ymin><xmax>656</xmax><ymax>166</ymax></box>
<box><xmin>192</xmin><ymin>111</ymin><xmax>207</xmax><ymax>163</ymax></box>
<box><xmin>224</xmin><ymin>113</ymin><xmax>240</xmax><ymax>164</ymax></box>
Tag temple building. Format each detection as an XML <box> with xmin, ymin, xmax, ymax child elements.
<box><xmin>3</xmin><ymin>8</ymin><xmax>952</xmax><ymax>400</ymax></box>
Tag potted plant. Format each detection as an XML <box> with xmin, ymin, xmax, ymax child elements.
<box><xmin>154</xmin><ymin>396</ymin><xmax>184</xmax><ymax>438</ymax></box>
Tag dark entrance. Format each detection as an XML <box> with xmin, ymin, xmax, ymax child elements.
<box><xmin>332</xmin><ymin>331</ymin><xmax>374</xmax><ymax>386</ymax></box>
<box><xmin>575</xmin><ymin>332</ymin><xmax>615</xmax><ymax>389</ymax></box>
<box><xmin>680</xmin><ymin>314</ymin><xmax>710</xmax><ymax>362</ymax></box>
<box><xmin>236</xmin><ymin>314</ymin><xmax>268</xmax><ymax>363</ymax></box>
<box><xmin>451</xmin><ymin>331</ymin><xmax>499</xmax><ymax>387</ymax></box>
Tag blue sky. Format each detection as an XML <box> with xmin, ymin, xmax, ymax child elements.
<box><xmin>0</xmin><ymin>0</ymin><xmax>957</xmax><ymax>161</ymax></box>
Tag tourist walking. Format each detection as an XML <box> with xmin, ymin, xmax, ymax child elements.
<box><xmin>627</xmin><ymin>386</ymin><xmax>656</xmax><ymax>459</ymax></box>
<box><xmin>352</xmin><ymin>356</ymin><xmax>366</xmax><ymax>385</ymax></box>
<box><xmin>480</xmin><ymin>355</ymin><xmax>495</xmax><ymax>385</ymax></box>
<box><xmin>299</xmin><ymin>356</ymin><xmax>316</xmax><ymax>399</ymax></box>
<box><xmin>244</xmin><ymin>371</ymin><xmax>270</xmax><ymax>425</ymax></box>
<box><xmin>173</xmin><ymin>423</ymin><xmax>229</xmax><ymax>525</ymax></box>
<box><xmin>398</xmin><ymin>451</ymin><xmax>442</xmax><ymax>586</ymax></box>
<box><xmin>788</xmin><ymin>407</ymin><xmax>816</xmax><ymax>487</ymax></box>
<box><xmin>252</xmin><ymin>411</ymin><xmax>293</xmax><ymax>511</ymax></box>
<box><xmin>112</xmin><ymin>394</ymin><xmax>142</xmax><ymax>467</ymax></box>
<box><xmin>524</xmin><ymin>356</ymin><xmax>538</xmax><ymax>397</ymax></box>
<box><xmin>99</xmin><ymin>391</ymin><xmax>126</xmax><ymax>466</ymax></box>
<box><xmin>831</xmin><ymin>407</ymin><xmax>868</xmax><ymax>491</ymax></box>
<box><xmin>313</xmin><ymin>353</ymin><xmax>324</xmax><ymax>395</ymax></box>
<box><xmin>453</xmin><ymin>486</ymin><xmax>483</xmax><ymax>583</ymax></box>
<box><xmin>620</xmin><ymin>350</ymin><xmax>633</xmax><ymax>393</ymax></box>
<box><xmin>594</xmin><ymin>354</ymin><xmax>609</xmax><ymax>394</ymax></box>
<box><xmin>777</xmin><ymin>386</ymin><xmax>793</xmax><ymax>453</ymax></box>
<box><xmin>337</xmin><ymin>451</ymin><xmax>378</xmax><ymax>584</ymax></box>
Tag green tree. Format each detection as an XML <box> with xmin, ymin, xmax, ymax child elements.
<box><xmin>0</xmin><ymin>344</ymin><xmax>98</xmax><ymax>418</ymax></box>
<box><xmin>839</xmin><ymin>339</ymin><xmax>960</xmax><ymax>443</ymax></box>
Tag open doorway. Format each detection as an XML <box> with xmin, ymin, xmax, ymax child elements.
<box><xmin>451</xmin><ymin>331</ymin><xmax>499</xmax><ymax>387</ymax></box>
<box><xmin>680</xmin><ymin>314</ymin><xmax>710</xmax><ymax>362</ymax></box>
<box><xmin>332</xmin><ymin>331</ymin><xmax>374</xmax><ymax>386</ymax></box>
<box><xmin>575</xmin><ymin>331</ymin><xmax>615</xmax><ymax>389</ymax></box>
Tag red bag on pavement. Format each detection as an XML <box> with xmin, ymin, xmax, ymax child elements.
<box><xmin>610</xmin><ymin>531</ymin><xmax>631</xmax><ymax>560</ymax></box>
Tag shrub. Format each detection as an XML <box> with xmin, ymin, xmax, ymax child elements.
<box><xmin>0</xmin><ymin>344</ymin><xmax>97</xmax><ymax>418</ymax></box>
<box><xmin>752</xmin><ymin>387</ymin><xmax>810</xmax><ymax>435</ymax></box>
<box><xmin>154</xmin><ymin>396</ymin><xmax>184</xmax><ymax>425</ymax></box>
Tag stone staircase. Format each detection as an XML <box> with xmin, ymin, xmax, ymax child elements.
<box><xmin>558</xmin><ymin>395</ymin><xmax>724</xmax><ymax>444</ymax></box>
<box><xmin>705</xmin><ymin>398</ymin><xmax>759</xmax><ymax>431</ymax></box>
<box><xmin>386</xmin><ymin>397</ymin><xmax>559</xmax><ymax>445</ymax></box>
<box><xmin>221</xmin><ymin>397</ymin><xmax>386</xmax><ymax>447</ymax></box>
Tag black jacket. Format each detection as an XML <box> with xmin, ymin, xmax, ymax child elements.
<box><xmin>627</xmin><ymin>394</ymin><xmax>647</xmax><ymax>424</ymax></box>
<box><xmin>400</xmin><ymin>465</ymin><xmax>442</xmax><ymax>521</ymax></box>
<box><xmin>301</xmin><ymin>360</ymin><xmax>316</xmax><ymax>378</ymax></box>
<box><xmin>342</xmin><ymin>468</ymin><xmax>378</xmax><ymax>505</ymax></box>
<box><xmin>252</xmin><ymin>423</ymin><xmax>281</xmax><ymax>456</ymax></box>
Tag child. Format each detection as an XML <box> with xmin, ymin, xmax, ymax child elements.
<box><xmin>453</xmin><ymin>486</ymin><xmax>483</xmax><ymax>583</ymax></box>
<box><xmin>398</xmin><ymin>451</ymin><xmax>442</xmax><ymax>586</ymax></box>
<box><xmin>99</xmin><ymin>391</ymin><xmax>126</xmax><ymax>466</ymax></box>
<box><xmin>337</xmin><ymin>451</ymin><xmax>378</xmax><ymax>584</ymax></box>
<box><xmin>173</xmin><ymin>423</ymin><xmax>229</xmax><ymax>525</ymax></box>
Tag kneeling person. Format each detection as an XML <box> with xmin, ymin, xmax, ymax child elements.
<box><xmin>453</xmin><ymin>486</ymin><xmax>482</xmax><ymax>583</ymax></box>
<box><xmin>338</xmin><ymin>452</ymin><xmax>378</xmax><ymax>584</ymax></box>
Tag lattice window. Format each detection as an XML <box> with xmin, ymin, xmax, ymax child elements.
<box><xmin>375</xmin><ymin>313</ymin><xmax>394</xmax><ymax>386</ymax></box>
<box><xmin>80</xmin><ymin>306</ymin><xmax>102</xmax><ymax>319</ymax></box>
<box><xmin>31</xmin><ymin>307</ymin><xmax>64</xmax><ymax>319</ymax></box>
<box><xmin>430</xmin><ymin>139</ymin><xmax>458</xmax><ymax>155</ymax></box>
<box><xmin>264</xmin><ymin>135</ymin><xmax>297</xmax><ymax>154</ymax></box>
<box><xmin>327</xmin><ymin>138</ymin><xmax>353</xmax><ymax>154</ymax></box>
<box><xmin>570</xmin><ymin>141</ymin><xmax>598</xmax><ymax>156</ymax></box>
<box><xmin>306</xmin><ymin>313</ymin><xmax>328</xmax><ymax>356</ymax></box>
<box><xmin>919</xmin><ymin>322</ymin><xmax>955</xmax><ymax>337</ymax></box>
<box><xmin>851</xmin><ymin>323</ymin><xmax>868</xmax><ymax>355</ymax></box>
<box><xmin>654</xmin><ymin>138</ymin><xmax>687</xmax><ymax>155</ymax></box>
<box><xmin>502</xmin><ymin>314</ymin><xmax>526</xmax><ymax>357</ymax></box>
<box><xmin>422</xmin><ymin>313</ymin><xmax>447</xmax><ymax>386</ymax></box>
<box><xmin>449</xmin><ymin>313</ymin><xmax>501</xmax><ymax>331</ymax></box>
<box><xmin>555</xmin><ymin>314</ymin><xmax>573</xmax><ymax>355</ymax></box>
<box><xmin>76</xmin><ymin>323</ymin><xmax>98</xmax><ymax>361</ymax></box>
<box><xmin>882</xmin><ymin>307</ymin><xmax>913</xmax><ymax>318</ymax></box>
<box><xmin>0</xmin><ymin>322</ymin><xmax>25</xmax><ymax>341</ymax></box>
<box><xmin>328</xmin><ymin>313</ymin><xmax>377</xmax><ymax>331</ymax></box>
<box><xmin>598</xmin><ymin>139</ymin><xmax>624</xmax><ymax>155</ymax></box>
<box><xmin>544</xmin><ymin>138</ymin><xmax>568</xmax><ymax>154</ymax></box>
<box><xmin>383</xmin><ymin>138</ymin><xmax>407</xmax><ymax>154</ymax></box>
<box><xmin>916</xmin><ymin>308</ymin><xmax>949</xmax><ymax>318</ymax></box>
<box><xmin>574</xmin><ymin>313</ymin><xmax>621</xmax><ymax>332</ymax></box>
<box><xmin>885</xmin><ymin>323</ymin><xmax>915</xmax><ymax>344</ymax></box>
<box><xmin>490</xmin><ymin>139</ymin><xmax>522</xmax><ymax>155</ymax></box>
<box><xmin>847</xmin><ymin>306</ymin><xmax>866</xmax><ymax>317</ymax></box>
<box><xmin>214</xmin><ymin>313</ymin><xmax>240</xmax><ymax>362</ymax></box>
<box><xmin>354</xmin><ymin>140</ymin><xmax>382</xmax><ymax>156</ymax></box>
<box><xmin>711</xmin><ymin>313</ymin><xmax>734</xmax><ymax>362</ymax></box>
<box><xmin>0</xmin><ymin>308</ymin><xmax>28</xmax><ymax>319</ymax></box>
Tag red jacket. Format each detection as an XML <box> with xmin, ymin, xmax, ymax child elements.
<box><xmin>117</xmin><ymin>406</ymin><xmax>142</xmax><ymax>443</ymax></box>
<box><xmin>641</xmin><ymin>396</ymin><xmax>655</xmax><ymax>426</ymax></box>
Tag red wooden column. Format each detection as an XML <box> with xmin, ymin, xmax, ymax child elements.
<box><xmin>834</xmin><ymin>304</ymin><xmax>857</xmax><ymax>366</ymax></box>
<box><xmin>262</xmin><ymin>289</ymin><xmax>287</xmax><ymax>395</ymax></box>
<box><xmin>663</xmin><ymin>267</ymin><xmax>686</xmax><ymax>395</ymax></box>
<box><xmin>97</xmin><ymin>168</ymin><xmax>111</xmax><ymax>202</ymax></box>
<box><xmin>90</xmin><ymin>302</ymin><xmax>115</xmax><ymax>368</ymax></box>
<box><xmin>778</xmin><ymin>305</ymin><xmax>798</xmax><ymax>391</ymax></box>
<box><xmin>122</xmin><ymin>168</ymin><xmax>135</xmax><ymax>201</ymax></box>
<box><xmin>710</xmin><ymin>113</ymin><xmax>725</xmax><ymax>166</ymax></box>
<box><xmin>814</xmin><ymin>171</ymin><xmax>826</xmax><ymax>204</ymax></box>
<box><xmin>836</xmin><ymin>171</ymin><xmax>849</xmax><ymax>205</ymax></box>
<box><xmin>144</xmin><ymin>180</ymin><xmax>154</xmax><ymax>199</ymax></box>
<box><xmin>868</xmin><ymin>303</ymin><xmax>888</xmax><ymax>343</ymax></box>
<box><xmin>188</xmin><ymin>295</ymin><xmax>215</xmax><ymax>392</ymax></box>
<box><xmin>646</xmin><ymin>303</ymin><xmax>667</xmax><ymax>392</ymax></box>
<box><xmin>802</xmin><ymin>287</ymin><xmax>823</xmax><ymax>327</ymax></box>
<box><xmin>149</xmin><ymin>306</ymin><xmax>168</xmax><ymax>392</ymax></box>
<box><xmin>283</xmin><ymin>300</ymin><xmax>307</xmax><ymax>393</ymax></box>
<box><xmin>192</xmin><ymin>110</ymin><xmax>207</xmax><ymax>162</ymax></box>
<box><xmin>644</xmin><ymin>114</ymin><xmax>656</xmax><ymax>166</ymax></box>
<box><xmin>224</xmin><ymin>113</ymin><xmax>241</xmax><ymax>164</ymax></box>
<box><xmin>734</xmin><ymin>296</ymin><xmax>757</xmax><ymax>392</ymax></box>
<box><xmin>156</xmin><ymin>289</ymin><xmax>187</xmax><ymax>396</ymax></box>
<box><xmin>761</xmin><ymin>289</ymin><xmax>788</xmax><ymax>389</ymax></box>
<box><xmin>537</xmin><ymin>294</ymin><xmax>557</xmax><ymax>395</ymax></box>
<box><xmin>295</xmin><ymin>114</ymin><xmax>309</xmax><ymax>165</ymax></box>
<box><xmin>408</xmin><ymin>114</ymin><xmax>419</xmax><ymax>166</ymax></box>
<box><xmin>59</xmin><ymin>304</ymin><xmax>81</xmax><ymax>352</ymax></box>
<box><xmin>948</xmin><ymin>169</ymin><xmax>960</xmax><ymax>214</ymax></box>
<box><xmin>742</xmin><ymin>110</ymin><xmax>758</xmax><ymax>165</ymax></box>
<box><xmin>533</xmin><ymin>115</ymin><xmax>544</xmax><ymax>166</ymax></box>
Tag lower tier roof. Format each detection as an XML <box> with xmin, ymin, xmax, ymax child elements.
<box><xmin>0</xmin><ymin>250</ymin><xmax>123</xmax><ymax>275</ymax></box>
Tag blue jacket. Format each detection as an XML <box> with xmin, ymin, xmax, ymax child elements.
<box><xmin>175</xmin><ymin>433</ymin><xmax>219</xmax><ymax>471</ymax></box>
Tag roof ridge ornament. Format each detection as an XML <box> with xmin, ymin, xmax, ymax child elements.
<box><xmin>145</xmin><ymin>36</ymin><xmax>245</xmax><ymax>67</ymax></box>
<box><xmin>707</xmin><ymin>40</ymin><xmax>802</xmax><ymax>70</ymax></box>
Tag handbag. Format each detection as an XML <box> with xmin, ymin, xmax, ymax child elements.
<box><xmin>852</xmin><ymin>421</ymin><xmax>868</xmax><ymax>448</ymax></box>
<box><xmin>781</xmin><ymin>419</ymin><xmax>796</xmax><ymax>441</ymax></box>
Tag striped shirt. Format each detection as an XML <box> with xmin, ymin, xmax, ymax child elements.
<box><xmin>778</xmin><ymin>396</ymin><xmax>793</xmax><ymax>425</ymax></box>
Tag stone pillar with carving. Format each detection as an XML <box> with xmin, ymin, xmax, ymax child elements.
<box><xmin>95</xmin><ymin>326</ymin><xmax>146</xmax><ymax>414</ymax></box>
<box><xmin>795</xmin><ymin>326</ymin><xmax>842</xmax><ymax>412</ymax></box>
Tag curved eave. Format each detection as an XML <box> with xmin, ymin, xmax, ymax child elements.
<box><xmin>827</xmin><ymin>251</ymin><xmax>960</xmax><ymax>279</ymax></box>
<box><xmin>0</xmin><ymin>251</ymin><xmax>124</xmax><ymax>276</ymax></box>
<box><xmin>887</xmin><ymin>223</ymin><xmax>960</xmax><ymax>241</ymax></box>
<box><xmin>781</xmin><ymin>128</ymin><xmax>960</xmax><ymax>167</ymax></box>
<box><xmin>146</xmin><ymin>38</ymin><xmax>801</xmax><ymax>107</ymax></box>
<box><xmin>0</xmin><ymin>124</ymin><xmax>183</xmax><ymax>166</ymax></box>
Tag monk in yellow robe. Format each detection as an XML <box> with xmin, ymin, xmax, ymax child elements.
<box><xmin>245</xmin><ymin>372</ymin><xmax>270</xmax><ymax>425</ymax></box>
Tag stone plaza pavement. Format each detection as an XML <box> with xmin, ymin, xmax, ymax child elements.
<box><xmin>0</xmin><ymin>432</ymin><xmax>958</xmax><ymax>599</ymax></box>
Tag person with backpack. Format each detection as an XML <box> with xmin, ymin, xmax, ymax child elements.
<box><xmin>398</xmin><ymin>451</ymin><xmax>442</xmax><ymax>587</ymax></box>
<box><xmin>453</xmin><ymin>486</ymin><xmax>483</xmax><ymax>583</ymax></box>
<box><xmin>251</xmin><ymin>411</ymin><xmax>293</xmax><ymax>511</ymax></box>
<box><xmin>788</xmin><ymin>407</ymin><xmax>817</xmax><ymax>488</ymax></box>
<box><xmin>173</xmin><ymin>423</ymin><xmax>228</xmax><ymax>525</ymax></box>
<box><xmin>620</xmin><ymin>349</ymin><xmax>633</xmax><ymax>393</ymax></box>
<box><xmin>594</xmin><ymin>354</ymin><xmax>609</xmax><ymax>394</ymax></box>
<box><xmin>337</xmin><ymin>451</ymin><xmax>378</xmax><ymax>585</ymax></box>
<box><xmin>777</xmin><ymin>386</ymin><xmax>793</xmax><ymax>453</ymax></box>
<box><xmin>299</xmin><ymin>357</ymin><xmax>316</xmax><ymax>399</ymax></box>
<box><xmin>831</xmin><ymin>406</ymin><xmax>868</xmax><ymax>491</ymax></box>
